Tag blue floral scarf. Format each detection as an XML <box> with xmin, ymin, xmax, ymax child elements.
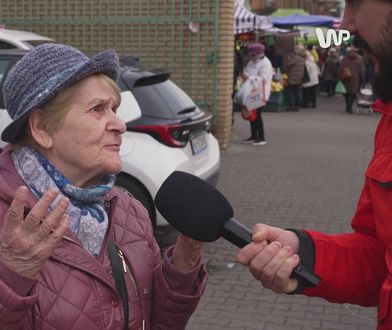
<box><xmin>12</xmin><ymin>147</ymin><xmax>115</xmax><ymax>256</ymax></box>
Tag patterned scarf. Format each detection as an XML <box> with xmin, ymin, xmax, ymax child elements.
<box><xmin>12</xmin><ymin>146</ymin><xmax>115</xmax><ymax>256</ymax></box>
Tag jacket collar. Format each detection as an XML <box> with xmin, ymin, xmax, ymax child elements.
<box><xmin>372</xmin><ymin>99</ymin><xmax>392</xmax><ymax>115</ymax></box>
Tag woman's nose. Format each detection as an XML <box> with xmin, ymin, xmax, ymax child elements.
<box><xmin>109</xmin><ymin>111</ymin><xmax>126</xmax><ymax>134</ymax></box>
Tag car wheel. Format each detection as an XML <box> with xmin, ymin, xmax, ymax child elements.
<box><xmin>115</xmin><ymin>174</ymin><xmax>156</xmax><ymax>227</ymax></box>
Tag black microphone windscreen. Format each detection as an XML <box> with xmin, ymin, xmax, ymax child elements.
<box><xmin>154</xmin><ymin>171</ymin><xmax>233</xmax><ymax>242</ymax></box>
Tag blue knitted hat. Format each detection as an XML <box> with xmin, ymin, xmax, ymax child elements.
<box><xmin>1</xmin><ymin>43</ymin><xmax>119</xmax><ymax>142</ymax></box>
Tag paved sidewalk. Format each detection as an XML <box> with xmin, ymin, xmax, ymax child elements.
<box><xmin>159</xmin><ymin>94</ymin><xmax>380</xmax><ymax>329</ymax></box>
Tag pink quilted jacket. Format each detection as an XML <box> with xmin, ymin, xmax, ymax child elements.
<box><xmin>0</xmin><ymin>148</ymin><xmax>207</xmax><ymax>330</ymax></box>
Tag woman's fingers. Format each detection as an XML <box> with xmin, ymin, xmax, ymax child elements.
<box><xmin>2</xmin><ymin>186</ymin><xmax>29</xmax><ymax>239</ymax></box>
<box><xmin>36</xmin><ymin>197</ymin><xmax>69</xmax><ymax>239</ymax></box>
<box><xmin>47</xmin><ymin>215</ymin><xmax>70</xmax><ymax>246</ymax></box>
<box><xmin>21</xmin><ymin>188</ymin><xmax>58</xmax><ymax>233</ymax></box>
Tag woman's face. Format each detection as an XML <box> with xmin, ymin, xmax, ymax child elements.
<box><xmin>46</xmin><ymin>75</ymin><xmax>125</xmax><ymax>187</ymax></box>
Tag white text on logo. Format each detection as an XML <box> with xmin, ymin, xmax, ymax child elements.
<box><xmin>315</xmin><ymin>28</ymin><xmax>351</xmax><ymax>48</ymax></box>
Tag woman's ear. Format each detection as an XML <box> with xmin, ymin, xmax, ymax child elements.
<box><xmin>28</xmin><ymin>110</ymin><xmax>53</xmax><ymax>149</ymax></box>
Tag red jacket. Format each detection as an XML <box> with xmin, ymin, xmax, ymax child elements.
<box><xmin>303</xmin><ymin>99</ymin><xmax>392</xmax><ymax>329</ymax></box>
<box><xmin>0</xmin><ymin>148</ymin><xmax>207</xmax><ymax>329</ymax></box>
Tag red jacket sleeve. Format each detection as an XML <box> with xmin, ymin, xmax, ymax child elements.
<box><xmin>302</xmin><ymin>160</ymin><xmax>390</xmax><ymax>306</ymax></box>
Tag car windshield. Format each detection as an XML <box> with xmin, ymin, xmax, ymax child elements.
<box><xmin>132</xmin><ymin>80</ymin><xmax>197</xmax><ymax>119</ymax></box>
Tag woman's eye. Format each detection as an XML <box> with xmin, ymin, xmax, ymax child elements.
<box><xmin>91</xmin><ymin>105</ymin><xmax>103</xmax><ymax>112</ymax></box>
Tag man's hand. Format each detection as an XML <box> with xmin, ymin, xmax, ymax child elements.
<box><xmin>0</xmin><ymin>186</ymin><xmax>70</xmax><ymax>278</ymax></box>
<box><xmin>237</xmin><ymin>224</ymin><xmax>300</xmax><ymax>293</ymax></box>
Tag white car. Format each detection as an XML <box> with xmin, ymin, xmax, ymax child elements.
<box><xmin>0</xmin><ymin>28</ymin><xmax>55</xmax><ymax>50</ymax></box>
<box><xmin>0</xmin><ymin>50</ymin><xmax>220</xmax><ymax>226</ymax></box>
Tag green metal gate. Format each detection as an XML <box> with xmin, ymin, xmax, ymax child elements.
<box><xmin>0</xmin><ymin>0</ymin><xmax>220</xmax><ymax>115</ymax></box>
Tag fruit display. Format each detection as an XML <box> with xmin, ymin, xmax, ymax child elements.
<box><xmin>271</xmin><ymin>81</ymin><xmax>284</xmax><ymax>92</ymax></box>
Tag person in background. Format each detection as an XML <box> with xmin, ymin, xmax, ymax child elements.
<box><xmin>266</xmin><ymin>45</ymin><xmax>284</xmax><ymax>71</ymax></box>
<box><xmin>302</xmin><ymin>50</ymin><xmax>320</xmax><ymax>108</ymax></box>
<box><xmin>340</xmin><ymin>46</ymin><xmax>365</xmax><ymax>113</ymax></box>
<box><xmin>306</xmin><ymin>44</ymin><xmax>319</xmax><ymax>66</ymax></box>
<box><xmin>323</xmin><ymin>47</ymin><xmax>340</xmax><ymax>97</ymax></box>
<box><xmin>241</xmin><ymin>43</ymin><xmax>273</xmax><ymax>146</ymax></box>
<box><xmin>237</xmin><ymin>1</ymin><xmax>392</xmax><ymax>328</ymax></box>
<box><xmin>284</xmin><ymin>45</ymin><xmax>306</xmax><ymax>112</ymax></box>
<box><xmin>0</xmin><ymin>43</ymin><xmax>206</xmax><ymax>329</ymax></box>
<box><xmin>232</xmin><ymin>45</ymin><xmax>245</xmax><ymax>125</ymax></box>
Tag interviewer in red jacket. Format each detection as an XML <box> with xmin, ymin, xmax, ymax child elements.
<box><xmin>0</xmin><ymin>44</ymin><xmax>206</xmax><ymax>329</ymax></box>
<box><xmin>238</xmin><ymin>1</ymin><xmax>392</xmax><ymax>329</ymax></box>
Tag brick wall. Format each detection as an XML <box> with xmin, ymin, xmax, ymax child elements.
<box><xmin>0</xmin><ymin>0</ymin><xmax>235</xmax><ymax>150</ymax></box>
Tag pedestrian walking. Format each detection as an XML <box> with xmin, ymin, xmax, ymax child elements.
<box><xmin>340</xmin><ymin>47</ymin><xmax>365</xmax><ymax>113</ymax></box>
<box><xmin>237</xmin><ymin>1</ymin><xmax>392</xmax><ymax>329</ymax></box>
<box><xmin>302</xmin><ymin>51</ymin><xmax>320</xmax><ymax>108</ymax></box>
<box><xmin>323</xmin><ymin>47</ymin><xmax>340</xmax><ymax>97</ymax></box>
<box><xmin>283</xmin><ymin>45</ymin><xmax>306</xmax><ymax>111</ymax></box>
<box><xmin>241</xmin><ymin>43</ymin><xmax>273</xmax><ymax>146</ymax></box>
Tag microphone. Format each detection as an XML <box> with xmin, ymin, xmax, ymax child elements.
<box><xmin>154</xmin><ymin>171</ymin><xmax>320</xmax><ymax>287</ymax></box>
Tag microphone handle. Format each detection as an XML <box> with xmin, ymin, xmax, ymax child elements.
<box><xmin>221</xmin><ymin>218</ymin><xmax>320</xmax><ymax>288</ymax></box>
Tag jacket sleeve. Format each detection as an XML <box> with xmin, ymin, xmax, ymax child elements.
<box><xmin>301</xmin><ymin>160</ymin><xmax>388</xmax><ymax>306</ymax></box>
<box><xmin>0</xmin><ymin>205</ymin><xmax>38</xmax><ymax>329</ymax></box>
<box><xmin>149</xmin><ymin>229</ymin><xmax>207</xmax><ymax>329</ymax></box>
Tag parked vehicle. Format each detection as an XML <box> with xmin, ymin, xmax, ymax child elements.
<box><xmin>0</xmin><ymin>49</ymin><xmax>220</xmax><ymax>226</ymax></box>
<box><xmin>0</xmin><ymin>28</ymin><xmax>55</xmax><ymax>50</ymax></box>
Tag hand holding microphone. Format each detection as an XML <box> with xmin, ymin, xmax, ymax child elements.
<box><xmin>237</xmin><ymin>223</ymin><xmax>303</xmax><ymax>293</ymax></box>
<box><xmin>154</xmin><ymin>171</ymin><xmax>320</xmax><ymax>292</ymax></box>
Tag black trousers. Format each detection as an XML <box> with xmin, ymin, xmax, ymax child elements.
<box><xmin>325</xmin><ymin>80</ymin><xmax>337</xmax><ymax>97</ymax></box>
<box><xmin>285</xmin><ymin>84</ymin><xmax>301</xmax><ymax>110</ymax></box>
<box><xmin>302</xmin><ymin>85</ymin><xmax>318</xmax><ymax>107</ymax></box>
<box><xmin>344</xmin><ymin>93</ymin><xmax>356</xmax><ymax>113</ymax></box>
<box><xmin>249</xmin><ymin>107</ymin><xmax>265</xmax><ymax>141</ymax></box>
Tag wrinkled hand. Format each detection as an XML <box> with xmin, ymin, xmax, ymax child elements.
<box><xmin>237</xmin><ymin>223</ymin><xmax>300</xmax><ymax>293</ymax></box>
<box><xmin>172</xmin><ymin>233</ymin><xmax>203</xmax><ymax>272</ymax></box>
<box><xmin>0</xmin><ymin>186</ymin><xmax>70</xmax><ymax>279</ymax></box>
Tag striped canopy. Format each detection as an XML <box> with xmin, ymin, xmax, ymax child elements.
<box><xmin>235</xmin><ymin>4</ymin><xmax>272</xmax><ymax>34</ymax></box>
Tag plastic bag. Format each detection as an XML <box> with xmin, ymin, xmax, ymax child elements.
<box><xmin>272</xmin><ymin>68</ymin><xmax>282</xmax><ymax>82</ymax></box>
<box><xmin>335</xmin><ymin>80</ymin><xmax>347</xmax><ymax>94</ymax></box>
<box><xmin>235</xmin><ymin>76</ymin><xmax>266</xmax><ymax>110</ymax></box>
<box><xmin>241</xmin><ymin>108</ymin><xmax>257</xmax><ymax>121</ymax></box>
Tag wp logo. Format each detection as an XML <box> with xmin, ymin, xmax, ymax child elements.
<box><xmin>315</xmin><ymin>28</ymin><xmax>351</xmax><ymax>48</ymax></box>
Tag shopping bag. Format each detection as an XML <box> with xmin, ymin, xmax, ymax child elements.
<box><xmin>235</xmin><ymin>76</ymin><xmax>266</xmax><ymax>110</ymax></box>
<box><xmin>241</xmin><ymin>108</ymin><xmax>257</xmax><ymax>121</ymax></box>
<box><xmin>339</xmin><ymin>67</ymin><xmax>352</xmax><ymax>80</ymax></box>
<box><xmin>335</xmin><ymin>80</ymin><xmax>347</xmax><ymax>94</ymax></box>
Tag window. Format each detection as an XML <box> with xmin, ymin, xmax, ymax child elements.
<box><xmin>0</xmin><ymin>59</ymin><xmax>10</xmax><ymax>83</ymax></box>
<box><xmin>0</xmin><ymin>59</ymin><xmax>11</xmax><ymax>107</ymax></box>
<box><xmin>0</xmin><ymin>41</ymin><xmax>17</xmax><ymax>49</ymax></box>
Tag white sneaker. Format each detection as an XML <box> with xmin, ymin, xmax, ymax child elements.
<box><xmin>252</xmin><ymin>140</ymin><xmax>267</xmax><ymax>146</ymax></box>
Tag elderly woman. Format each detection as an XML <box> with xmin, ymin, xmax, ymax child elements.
<box><xmin>241</xmin><ymin>43</ymin><xmax>273</xmax><ymax>146</ymax></box>
<box><xmin>0</xmin><ymin>44</ymin><xmax>206</xmax><ymax>329</ymax></box>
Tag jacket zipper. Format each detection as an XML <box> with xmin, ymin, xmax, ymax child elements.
<box><xmin>117</xmin><ymin>248</ymin><xmax>146</xmax><ymax>330</ymax></box>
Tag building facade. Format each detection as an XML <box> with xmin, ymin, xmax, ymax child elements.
<box><xmin>250</xmin><ymin>0</ymin><xmax>342</xmax><ymax>16</ymax></box>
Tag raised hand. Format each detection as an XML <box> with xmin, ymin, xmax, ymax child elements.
<box><xmin>172</xmin><ymin>233</ymin><xmax>203</xmax><ymax>272</ymax></box>
<box><xmin>0</xmin><ymin>186</ymin><xmax>70</xmax><ymax>278</ymax></box>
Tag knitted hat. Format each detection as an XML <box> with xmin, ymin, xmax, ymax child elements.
<box><xmin>1</xmin><ymin>43</ymin><xmax>119</xmax><ymax>143</ymax></box>
<box><xmin>249</xmin><ymin>43</ymin><xmax>265</xmax><ymax>55</ymax></box>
